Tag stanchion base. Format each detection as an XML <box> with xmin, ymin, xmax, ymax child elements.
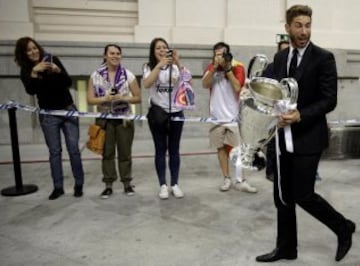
<box><xmin>1</xmin><ymin>185</ymin><xmax>38</xmax><ymax>196</ymax></box>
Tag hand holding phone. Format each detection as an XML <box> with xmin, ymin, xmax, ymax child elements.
<box><xmin>166</xmin><ymin>49</ymin><xmax>173</xmax><ymax>58</ymax></box>
<box><xmin>43</xmin><ymin>53</ymin><xmax>52</xmax><ymax>64</ymax></box>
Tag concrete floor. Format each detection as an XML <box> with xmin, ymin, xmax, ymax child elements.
<box><xmin>0</xmin><ymin>138</ymin><xmax>359</xmax><ymax>266</ymax></box>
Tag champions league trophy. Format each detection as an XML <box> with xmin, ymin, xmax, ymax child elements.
<box><xmin>231</xmin><ymin>54</ymin><xmax>298</xmax><ymax>169</ymax></box>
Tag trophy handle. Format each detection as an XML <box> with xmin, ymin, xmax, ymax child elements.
<box><xmin>280</xmin><ymin>78</ymin><xmax>299</xmax><ymax>104</ymax></box>
<box><xmin>247</xmin><ymin>54</ymin><xmax>268</xmax><ymax>79</ymax></box>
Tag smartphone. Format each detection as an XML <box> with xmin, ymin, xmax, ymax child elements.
<box><xmin>44</xmin><ymin>53</ymin><xmax>52</xmax><ymax>63</ymax></box>
<box><xmin>110</xmin><ymin>87</ymin><xmax>118</xmax><ymax>95</ymax></box>
<box><xmin>166</xmin><ymin>49</ymin><xmax>173</xmax><ymax>58</ymax></box>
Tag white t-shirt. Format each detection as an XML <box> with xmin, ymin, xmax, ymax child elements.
<box><xmin>209</xmin><ymin>70</ymin><xmax>239</xmax><ymax>124</ymax></box>
<box><xmin>143</xmin><ymin>64</ymin><xmax>182</xmax><ymax>113</ymax></box>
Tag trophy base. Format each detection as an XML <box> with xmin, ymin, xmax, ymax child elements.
<box><xmin>240</xmin><ymin>161</ymin><xmax>261</xmax><ymax>171</ymax></box>
<box><xmin>230</xmin><ymin>145</ymin><xmax>264</xmax><ymax>171</ymax></box>
<box><xmin>242</xmin><ymin>166</ymin><xmax>260</xmax><ymax>171</ymax></box>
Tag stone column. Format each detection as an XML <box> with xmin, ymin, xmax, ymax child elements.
<box><xmin>0</xmin><ymin>0</ymin><xmax>33</xmax><ymax>40</ymax></box>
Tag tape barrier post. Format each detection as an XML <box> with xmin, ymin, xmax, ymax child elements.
<box><xmin>1</xmin><ymin>107</ymin><xmax>38</xmax><ymax>196</ymax></box>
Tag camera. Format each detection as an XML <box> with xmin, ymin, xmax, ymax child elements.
<box><xmin>223</xmin><ymin>52</ymin><xmax>233</xmax><ymax>63</ymax></box>
<box><xmin>166</xmin><ymin>49</ymin><xmax>173</xmax><ymax>58</ymax></box>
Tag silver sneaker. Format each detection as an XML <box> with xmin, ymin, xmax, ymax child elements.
<box><xmin>234</xmin><ymin>180</ymin><xmax>257</xmax><ymax>193</ymax></box>
<box><xmin>220</xmin><ymin>177</ymin><xmax>232</xmax><ymax>192</ymax></box>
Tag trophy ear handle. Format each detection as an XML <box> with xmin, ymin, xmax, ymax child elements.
<box><xmin>247</xmin><ymin>54</ymin><xmax>268</xmax><ymax>79</ymax></box>
<box><xmin>280</xmin><ymin>78</ymin><xmax>299</xmax><ymax>104</ymax></box>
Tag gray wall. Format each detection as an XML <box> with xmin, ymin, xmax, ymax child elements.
<box><xmin>1</xmin><ymin>40</ymin><xmax>359</xmax><ymax>145</ymax></box>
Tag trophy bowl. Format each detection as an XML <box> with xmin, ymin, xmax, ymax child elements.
<box><xmin>237</xmin><ymin>74</ymin><xmax>298</xmax><ymax>169</ymax></box>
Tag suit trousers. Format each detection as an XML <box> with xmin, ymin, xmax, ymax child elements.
<box><xmin>273</xmin><ymin>150</ymin><xmax>347</xmax><ymax>251</ymax></box>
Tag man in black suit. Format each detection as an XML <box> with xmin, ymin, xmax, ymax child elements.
<box><xmin>256</xmin><ymin>5</ymin><xmax>355</xmax><ymax>263</ymax></box>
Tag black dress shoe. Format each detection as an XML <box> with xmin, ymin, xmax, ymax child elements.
<box><xmin>335</xmin><ymin>219</ymin><xmax>356</xmax><ymax>261</ymax></box>
<box><xmin>48</xmin><ymin>188</ymin><xmax>64</xmax><ymax>200</ymax></box>
<box><xmin>256</xmin><ymin>248</ymin><xmax>297</xmax><ymax>262</ymax></box>
<box><xmin>74</xmin><ymin>185</ymin><xmax>83</xmax><ymax>197</ymax></box>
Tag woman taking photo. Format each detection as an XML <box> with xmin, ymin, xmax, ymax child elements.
<box><xmin>87</xmin><ymin>44</ymin><xmax>141</xmax><ymax>199</ymax></box>
<box><xmin>143</xmin><ymin>37</ymin><xmax>192</xmax><ymax>199</ymax></box>
<box><xmin>14</xmin><ymin>37</ymin><xmax>84</xmax><ymax>200</ymax></box>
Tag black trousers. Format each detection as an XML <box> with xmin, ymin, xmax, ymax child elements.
<box><xmin>273</xmin><ymin>150</ymin><xmax>347</xmax><ymax>251</ymax></box>
<box><xmin>265</xmin><ymin>138</ymin><xmax>276</xmax><ymax>176</ymax></box>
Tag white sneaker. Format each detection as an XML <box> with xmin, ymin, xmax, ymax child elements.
<box><xmin>171</xmin><ymin>184</ymin><xmax>184</xmax><ymax>198</ymax></box>
<box><xmin>220</xmin><ymin>177</ymin><xmax>232</xmax><ymax>192</ymax></box>
<box><xmin>234</xmin><ymin>180</ymin><xmax>258</xmax><ymax>193</ymax></box>
<box><xmin>159</xmin><ymin>184</ymin><xmax>169</xmax><ymax>199</ymax></box>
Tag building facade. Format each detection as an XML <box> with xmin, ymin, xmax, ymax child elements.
<box><xmin>0</xmin><ymin>0</ymin><xmax>359</xmax><ymax>144</ymax></box>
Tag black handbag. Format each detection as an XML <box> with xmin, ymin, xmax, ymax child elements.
<box><xmin>147</xmin><ymin>103</ymin><xmax>169</xmax><ymax>126</ymax></box>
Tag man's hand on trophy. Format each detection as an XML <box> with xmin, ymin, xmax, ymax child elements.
<box><xmin>277</xmin><ymin>109</ymin><xmax>301</xmax><ymax>127</ymax></box>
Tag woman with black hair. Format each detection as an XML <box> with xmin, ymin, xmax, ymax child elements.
<box><xmin>143</xmin><ymin>37</ymin><xmax>191</xmax><ymax>199</ymax></box>
<box><xmin>14</xmin><ymin>36</ymin><xmax>84</xmax><ymax>200</ymax></box>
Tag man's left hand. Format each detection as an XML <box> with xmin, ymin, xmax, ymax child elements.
<box><xmin>278</xmin><ymin>109</ymin><xmax>301</xmax><ymax>127</ymax></box>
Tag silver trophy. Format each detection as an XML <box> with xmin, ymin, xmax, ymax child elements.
<box><xmin>236</xmin><ymin>54</ymin><xmax>298</xmax><ymax>169</ymax></box>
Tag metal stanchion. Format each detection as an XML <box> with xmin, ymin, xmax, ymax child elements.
<box><xmin>1</xmin><ymin>107</ymin><xmax>38</xmax><ymax>196</ymax></box>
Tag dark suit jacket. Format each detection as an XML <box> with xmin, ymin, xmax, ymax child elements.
<box><xmin>273</xmin><ymin>42</ymin><xmax>337</xmax><ymax>154</ymax></box>
<box><xmin>262</xmin><ymin>62</ymin><xmax>275</xmax><ymax>79</ymax></box>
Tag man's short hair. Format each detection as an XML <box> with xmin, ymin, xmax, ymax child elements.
<box><xmin>286</xmin><ymin>5</ymin><xmax>312</xmax><ymax>25</ymax></box>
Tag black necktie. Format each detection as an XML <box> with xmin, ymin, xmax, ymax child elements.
<box><xmin>288</xmin><ymin>49</ymin><xmax>298</xmax><ymax>77</ymax></box>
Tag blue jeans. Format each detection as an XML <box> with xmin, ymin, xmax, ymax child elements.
<box><xmin>39</xmin><ymin>109</ymin><xmax>84</xmax><ymax>189</ymax></box>
<box><xmin>148</xmin><ymin>111</ymin><xmax>184</xmax><ymax>186</ymax></box>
